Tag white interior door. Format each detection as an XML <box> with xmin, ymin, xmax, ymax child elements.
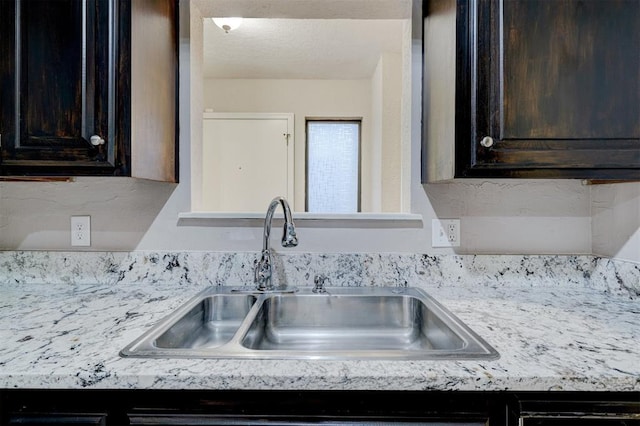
<box><xmin>202</xmin><ymin>113</ymin><xmax>294</xmax><ymax>212</ymax></box>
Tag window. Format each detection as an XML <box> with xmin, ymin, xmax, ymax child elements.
<box><xmin>306</xmin><ymin>120</ymin><xmax>361</xmax><ymax>213</ymax></box>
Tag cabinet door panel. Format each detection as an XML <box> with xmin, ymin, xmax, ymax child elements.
<box><xmin>8</xmin><ymin>414</ymin><xmax>107</xmax><ymax>426</ymax></box>
<box><xmin>129</xmin><ymin>414</ymin><xmax>488</xmax><ymax>425</ymax></box>
<box><xmin>20</xmin><ymin>0</ymin><xmax>85</xmax><ymax>147</ymax></box>
<box><xmin>458</xmin><ymin>0</ymin><xmax>640</xmax><ymax>178</ymax></box>
<box><xmin>520</xmin><ymin>417</ymin><xmax>636</xmax><ymax>426</ymax></box>
<box><xmin>517</xmin><ymin>393</ymin><xmax>640</xmax><ymax>426</ymax></box>
<box><xmin>0</xmin><ymin>0</ymin><xmax>119</xmax><ymax>175</ymax></box>
<box><xmin>502</xmin><ymin>1</ymin><xmax>639</xmax><ymax>141</ymax></box>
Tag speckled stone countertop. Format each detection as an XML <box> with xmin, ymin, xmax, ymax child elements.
<box><xmin>0</xmin><ymin>251</ymin><xmax>638</xmax><ymax>391</ymax></box>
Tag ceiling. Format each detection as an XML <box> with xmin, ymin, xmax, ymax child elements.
<box><xmin>193</xmin><ymin>0</ymin><xmax>411</xmax><ymax>20</ymax></box>
<box><xmin>203</xmin><ymin>18</ymin><xmax>406</xmax><ymax>80</ymax></box>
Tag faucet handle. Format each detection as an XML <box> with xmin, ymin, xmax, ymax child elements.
<box><xmin>312</xmin><ymin>275</ymin><xmax>328</xmax><ymax>293</ymax></box>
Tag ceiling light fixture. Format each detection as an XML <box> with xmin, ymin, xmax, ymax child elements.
<box><xmin>212</xmin><ymin>17</ymin><xmax>243</xmax><ymax>33</ymax></box>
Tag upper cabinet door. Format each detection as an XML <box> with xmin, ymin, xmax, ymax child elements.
<box><xmin>0</xmin><ymin>0</ymin><xmax>118</xmax><ymax>175</ymax></box>
<box><xmin>457</xmin><ymin>0</ymin><xmax>640</xmax><ymax>179</ymax></box>
<box><xmin>0</xmin><ymin>0</ymin><xmax>178</xmax><ymax>181</ymax></box>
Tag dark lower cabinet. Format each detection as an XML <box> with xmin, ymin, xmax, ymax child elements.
<box><xmin>8</xmin><ymin>414</ymin><xmax>107</xmax><ymax>426</ymax></box>
<box><xmin>520</xmin><ymin>417</ymin><xmax>636</xmax><ymax>426</ymax></box>
<box><xmin>1</xmin><ymin>390</ymin><xmax>638</xmax><ymax>426</ymax></box>
<box><xmin>517</xmin><ymin>393</ymin><xmax>640</xmax><ymax>426</ymax></box>
<box><xmin>125</xmin><ymin>391</ymin><xmax>511</xmax><ymax>426</ymax></box>
<box><xmin>127</xmin><ymin>417</ymin><xmax>486</xmax><ymax>425</ymax></box>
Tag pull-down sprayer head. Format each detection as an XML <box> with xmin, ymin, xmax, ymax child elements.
<box><xmin>255</xmin><ymin>196</ymin><xmax>298</xmax><ymax>291</ymax></box>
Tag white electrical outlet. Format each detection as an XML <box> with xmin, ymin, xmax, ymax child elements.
<box><xmin>432</xmin><ymin>219</ymin><xmax>460</xmax><ymax>247</ymax></box>
<box><xmin>71</xmin><ymin>216</ymin><xmax>91</xmax><ymax>247</ymax></box>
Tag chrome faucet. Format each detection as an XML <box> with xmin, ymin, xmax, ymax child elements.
<box><xmin>254</xmin><ymin>196</ymin><xmax>298</xmax><ymax>291</ymax></box>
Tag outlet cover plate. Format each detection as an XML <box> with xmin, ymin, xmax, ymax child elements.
<box><xmin>71</xmin><ymin>215</ymin><xmax>91</xmax><ymax>247</ymax></box>
<box><xmin>432</xmin><ymin>218</ymin><xmax>460</xmax><ymax>247</ymax></box>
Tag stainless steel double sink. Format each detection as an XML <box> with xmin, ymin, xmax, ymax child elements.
<box><xmin>120</xmin><ymin>286</ymin><xmax>499</xmax><ymax>360</ymax></box>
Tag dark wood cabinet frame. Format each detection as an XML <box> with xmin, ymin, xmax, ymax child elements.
<box><xmin>424</xmin><ymin>0</ymin><xmax>640</xmax><ymax>181</ymax></box>
<box><xmin>0</xmin><ymin>0</ymin><xmax>178</xmax><ymax>181</ymax></box>
<box><xmin>0</xmin><ymin>390</ymin><xmax>638</xmax><ymax>426</ymax></box>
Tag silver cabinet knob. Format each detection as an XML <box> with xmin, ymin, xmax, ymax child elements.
<box><xmin>480</xmin><ymin>136</ymin><xmax>494</xmax><ymax>148</ymax></box>
<box><xmin>90</xmin><ymin>135</ymin><xmax>105</xmax><ymax>146</ymax></box>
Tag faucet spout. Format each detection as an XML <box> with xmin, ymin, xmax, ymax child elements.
<box><xmin>255</xmin><ymin>196</ymin><xmax>298</xmax><ymax>291</ymax></box>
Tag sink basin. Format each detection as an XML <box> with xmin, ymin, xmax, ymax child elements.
<box><xmin>241</xmin><ymin>294</ymin><xmax>465</xmax><ymax>352</ymax></box>
<box><xmin>154</xmin><ymin>294</ymin><xmax>256</xmax><ymax>349</ymax></box>
<box><xmin>120</xmin><ymin>286</ymin><xmax>499</xmax><ymax>360</ymax></box>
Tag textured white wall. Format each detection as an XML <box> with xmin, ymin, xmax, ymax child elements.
<box><xmin>0</xmin><ymin>177</ymin><xmax>592</xmax><ymax>254</ymax></box>
<box><xmin>204</xmin><ymin>78</ymin><xmax>373</xmax><ymax>212</ymax></box>
<box><xmin>0</xmin><ymin>1</ymin><xmax>601</xmax><ymax>257</ymax></box>
<box><xmin>592</xmin><ymin>182</ymin><xmax>640</xmax><ymax>263</ymax></box>
<box><xmin>378</xmin><ymin>53</ymin><xmax>402</xmax><ymax>213</ymax></box>
<box><xmin>188</xmin><ymin>0</ymin><xmax>204</xmax><ymax>211</ymax></box>
<box><xmin>370</xmin><ymin>59</ymin><xmax>383</xmax><ymax>212</ymax></box>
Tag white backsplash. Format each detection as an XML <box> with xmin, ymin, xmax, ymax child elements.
<box><xmin>0</xmin><ymin>251</ymin><xmax>637</xmax><ymax>298</ymax></box>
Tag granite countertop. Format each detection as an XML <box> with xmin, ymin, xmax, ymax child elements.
<box><xmin>0</xmin><ymin>251</ymin><xmax>638</xmax><ymax>392</ymax></box>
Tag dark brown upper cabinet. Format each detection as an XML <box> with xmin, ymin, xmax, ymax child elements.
<box><xmin>0</xmin><ymin>0</ymin><xmax>178</xmax><ymax>181</ymax></box>
<box><xmin>423</xmin><ymin>0</ymin><xmax>640</xmax><ymax>181</ymax></box>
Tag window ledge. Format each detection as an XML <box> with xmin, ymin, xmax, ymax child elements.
<box><xmin>178</xmin><ymin>212</ymin><xmax>423</xmax><ymax>228</ymax></box>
